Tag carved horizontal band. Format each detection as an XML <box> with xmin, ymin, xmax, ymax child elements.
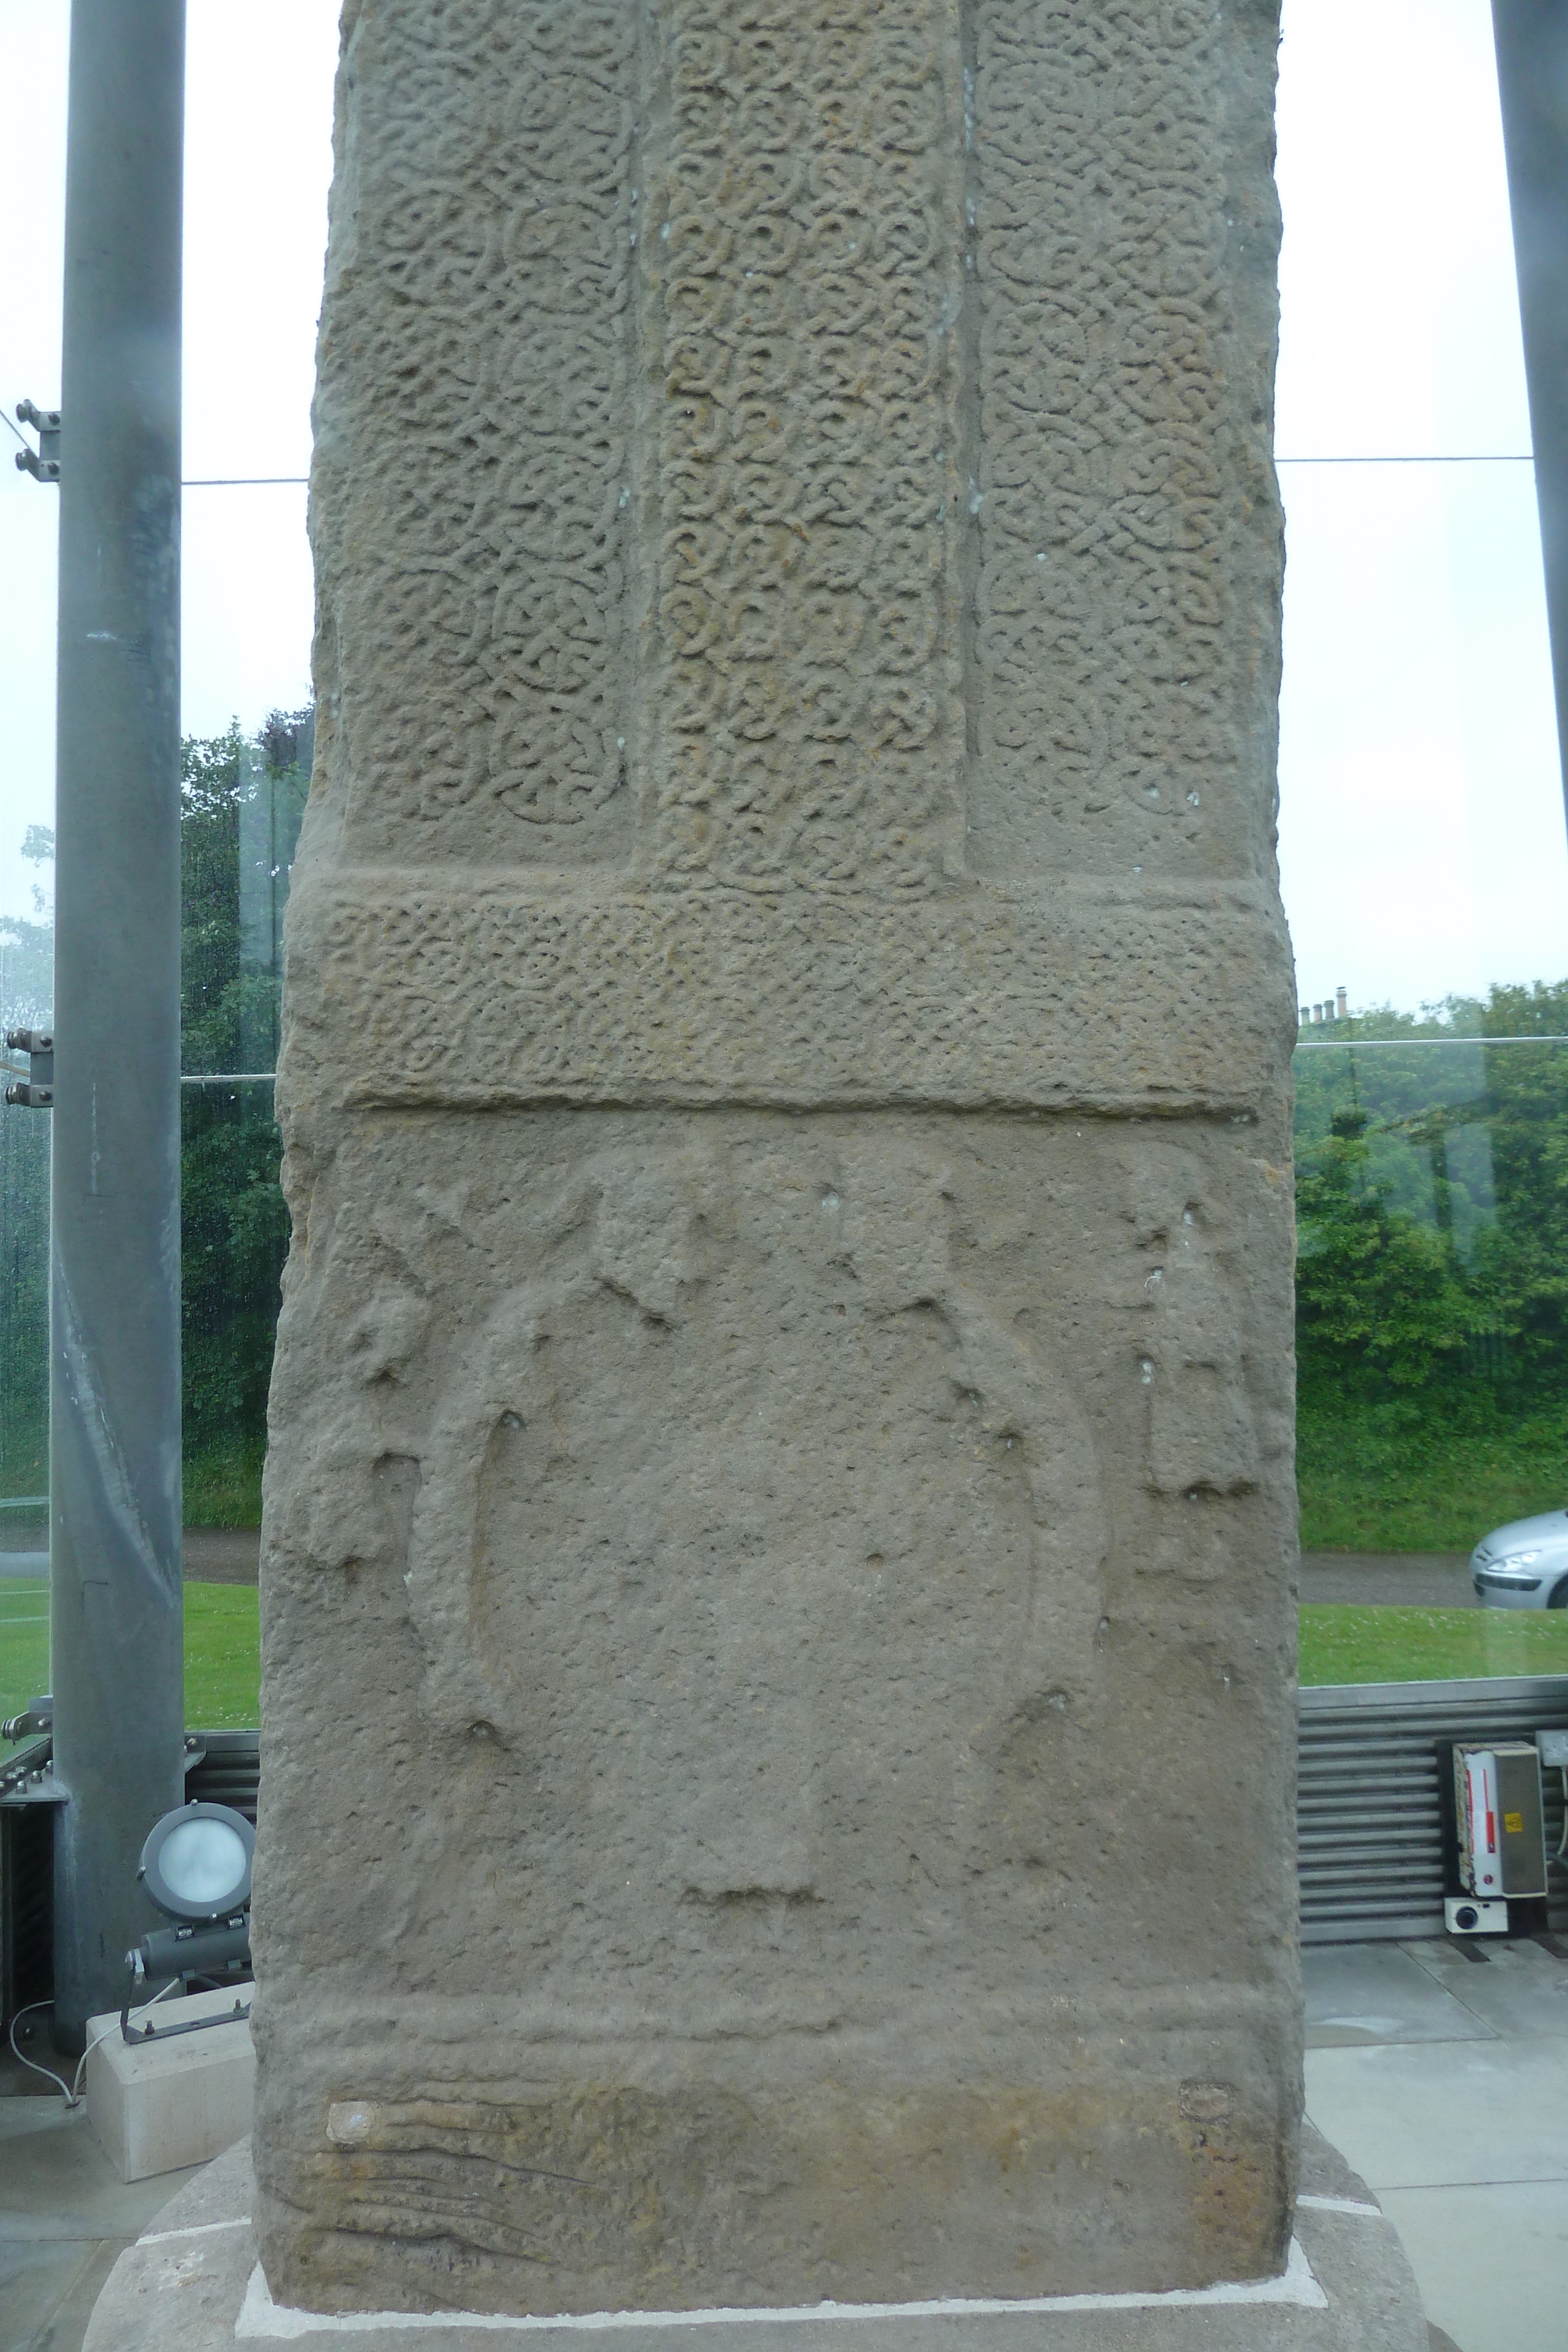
<box><xmin>279</xmin><ymin>874</ymin><xmax>1292</xmax><ymax>1118</ymax></box>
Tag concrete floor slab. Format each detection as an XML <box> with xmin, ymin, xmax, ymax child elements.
<box><xmin>1305</xmin><ymin>2038</ymin><xmax>1568</xmax><ymax>2190</ymax></box>
<box><xmin>0</xmin><ymin>2085</ymin><xmax>202</xmax><ymax>2352</ymax></box>
<box><xmin>0</xmin><ymin>2236</ymin><xmax>104</xmax><ymax>2351</ymax></box>
<box><xmin>1375</xmin><ymin>2182</ymin><xmax>1568</xmax><ymax>2352</ymax></box>
<box><xmin>0</xmin><ymin>2093</ymin><xmax>73</xmax><ymax>2143</ymax></box>
<box><xmin>1302</xmin><ymin>1947</ymin><xmax>1496</xmax><ymax>2049</ymax></box>
<box><xmin>0</xmin><ymin>2102</ymin><xmax>200</xmax><ymax>2240</ymax></box>
<box><xmin>1399</xmin><ymin>1938</ymin><xmax>1568</xmax><ymax>2041</ymax></box>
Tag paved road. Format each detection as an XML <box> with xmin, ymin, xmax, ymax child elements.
<box><xmin>1301</xmin><ymin>1552</ymin><xmax>1478</xmax><ymax>1608</ymax></box>
<box><xmin>0</xmin><ymin>1525</ymin><xmax>1502</xmax><ymax>1606</ymax></box>
<box><xmin>178</xmin><ymin>1528</ymin><xmax>260</xmax><ymax>1583</ymax></box>
<box><xmin>0</xmin><ymin>1526</ymin><xmax>260</xmax><ymax>1583</ymax></box>
<box><xmin>1</xmin><ymin>1530</ymin><xmax>1485</xmax><ymax>1599</ymax></box>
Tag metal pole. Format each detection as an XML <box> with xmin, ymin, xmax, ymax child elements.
<box><xmin>49</xmin><ymin>0</ymin><xmax>186</xmax><ymax>2049</ymax></box>
<box><xmin>1491</xmin><ymin>0</ymin><xmax>1568</xmax><ymax>836</ymax></box>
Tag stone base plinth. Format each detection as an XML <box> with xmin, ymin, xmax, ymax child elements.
<box><xmin>83</xmin><ymin>2129</ymin><xmax>1429</xmax><ymax>2352</ymax></box>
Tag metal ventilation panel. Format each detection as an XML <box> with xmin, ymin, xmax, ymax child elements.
<box><xmin>183</xmin><ymin>1730</ymin><xmax>260</xmax><ymax>1826</ymax></box>
<box><xmin>1299</xmin><ymin>1675</ymin><xmax>1568</xmax><ymax>1944</ymax></box>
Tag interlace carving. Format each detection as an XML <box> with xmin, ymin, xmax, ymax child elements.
<box><xmin>643</xmin><ymin>0</ymin><xmax>964</xmax><ymax>893</ymax></box>
<box><xmin>318</xmin><ymin>0</ymin><xmax>638</xmax><ymax>860</ymax></box>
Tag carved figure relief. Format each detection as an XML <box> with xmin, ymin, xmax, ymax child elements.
<box><xmin>258</xmin><ymin>0</ymin><xmax>1299</xmax><ymax>2306</ymax></box>
<box><xmin>283</xmin><ymin>1137</ymin><xmax>1116</xmax><ymax>1903</ymax></box>
<box><xmin>1125</xmin><ymin>1152</ymin><xmax>1262</xmax><ymax>1498</ymax></box>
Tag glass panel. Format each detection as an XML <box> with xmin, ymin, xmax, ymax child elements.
<box><xmin>1295</xmin><ymin>1019</ymin><xmax>1568</xmax><ymax>1685</ymax></box>
<box><xmin>0</xmin><ymin>0</ymin><xmax>60</xmax><ymax>1747</ymax></box>
<box><xmin>1278</xmin><ymin>0</ymin><xmax>1568</xmax><ymax>1681</ymax></box>
<box><xmin>180</xmin><ymin>720</ymin><xmax>308</xmax><ymax>1533</ymax></box>
<box><xmin>1295</xmin><ymin>1024</ymin><xmax>1568</xmax><ymax>1544</ymax></box>
<box><xmin>1</xmin><ymin>0</ymin><xmax>333</xmax><ymax>1740</ymax></box>
<box><xmin>1</xmin><ymin>897</ymin><xmax>53</xmax><ymax>1741</ymax></box>
<box><xmin>175</xmin><ymin>0</ymin><xmax>330</xmax><ymax>1645</ymax></box>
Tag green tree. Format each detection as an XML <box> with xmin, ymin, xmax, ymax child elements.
<box><xmin>1295</xmin><ymin>1109</ymin><xmax>1476</xmax><ymax>1396</ymax></box>
<box><xmin>178</xmin><ymin>717</ymin><xmax>308</xmax><ymax>1522</ymax></box>
<box><xmin>1</xmin><ymin>727</ymin><xmax>307</xmax><ymax>1520</ymax></box>
<box><xmin>1293</xmin><ymin>989</ymin><xmax>1568</xmax><ymax>1549</ymax></box>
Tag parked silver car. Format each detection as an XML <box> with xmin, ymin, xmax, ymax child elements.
<box><xmin>1472</xmin><ymin>1508</ymin><xmax>1568</xmax><ymax>1608</ymax></box>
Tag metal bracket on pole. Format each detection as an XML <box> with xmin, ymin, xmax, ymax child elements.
<box><xmin>0</xmin><ymin>1701</ymin><xmax>54</xmax><ymax>1747</ymax></box>
<box><xmin>14</xmin><ymin>400</ymin><xmax>61</xmax><ymax>482</ymax></box>
<box><xmin>4</xmin><ymin>1028</ymin><xmax>54</xmax><ymax>1110</ymax></box>
<box><xmin>0</xmin><ymin>1728</ymin><xmax>67</xmax><ymax>1809</ymax></box>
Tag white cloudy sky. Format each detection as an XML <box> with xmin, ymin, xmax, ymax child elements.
<box><xmin>1</xmin><ymin>0</ymin><xmax>1564</xmax><ymax>1015</ymax></box>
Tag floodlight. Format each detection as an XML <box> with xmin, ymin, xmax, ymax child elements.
<box><xmin>138</xmin><ymin>1800</ymin><xmax>254</xmax><ymax>1923</ymax></box>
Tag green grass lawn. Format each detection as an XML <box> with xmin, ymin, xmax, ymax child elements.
<box><xmin>180</xmin><ymin>1584</ymin><xmax>264</xmax><ymax>1726</ymax></box>
<box><xmin>1299</xmin><ymin>1602</ymin><xmax>1568</xmax><ymax>1686</ymax></box>
<box><xmin>8</xmin><ymin>1584</ymin><xmax>1568</xmax><ymax>1730</ymax></box>
<box><xmin>1</xmin><ymin>1579</ymin><xmax>262</xmax><ymax>1742</ymax></box>
<box><xmin>0</xmin><ymin>1578</ymin><xmax>49</xmax><ymax>1733</ymax></box>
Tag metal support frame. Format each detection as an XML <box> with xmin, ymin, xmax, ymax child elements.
<box><xmin>1491</xmin><ymin>1</ymin><xmax>1568</xmax><ymax>834</ymax></box>
<box><xmin>48</xmin><ymin>0</ymin><xmax>188</xmax><ymax>2049</ymax></box>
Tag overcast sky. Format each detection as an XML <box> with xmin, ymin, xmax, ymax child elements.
<box><xmin>1</xmin><ymin>0</ymin><xmax>1564</xmax><ymax>1016</ymax></box>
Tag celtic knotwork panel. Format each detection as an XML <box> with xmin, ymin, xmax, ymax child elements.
<box><xmin>317</xmin><ymin>0</ymin><xmax>639</xmax><ymax>861</ymax></box>
<box><xmin>968</xmin><ymin>1</ymin><xmax>1278</xmax><ymax>883</ymax></box>
<box><xmin>642</xmin><ymin>0</ymin><xmax>966</xmax><ymax>894</ymax></box>
<box><xmin>313</xmin><ymin>0</ymin><xmax>1278</xmax><ymax>902</ymax></box>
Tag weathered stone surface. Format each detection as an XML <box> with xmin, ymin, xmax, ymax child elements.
<box><xmin>256</xmin><ymin>0</ymin><xmax>1296</xmax><ymax>2320</ymax></box>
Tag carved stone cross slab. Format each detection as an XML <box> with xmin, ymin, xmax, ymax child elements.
<box><xmin>255</xmin><ymin>0</ymin><xmax>1298</xmax><ymax>2318</ymax></box>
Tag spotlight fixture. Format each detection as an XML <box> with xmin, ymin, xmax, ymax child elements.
<box><xmin>125</xmin><ymin>1801</ymin><xmax>255</xmax><ymax>2003</ymax></box>
<box><xmin>139</xmin><ymin>1799</ymin><xmax>253</xmax><ymax>1922</ymax></box>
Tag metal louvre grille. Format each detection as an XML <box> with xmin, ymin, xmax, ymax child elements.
<box><xmin>11</xmin><ymin>1697</ymin><xmax>1568</xmax><ymax>2006</ymax></box>
<box><xmin>184</xmin><ymin>1730</ymin><xmax>260</xmax><ymax>1825</ymax></box>
<box><xmin>1</xmin><ymin>1800</ymin><xmax>55</xmax><ymax>2028</ymax></box>
<box><xmin>1299</xmin><ymin>1675</ymin><xmax>1568</xmax><ymax>1944</ymax></box>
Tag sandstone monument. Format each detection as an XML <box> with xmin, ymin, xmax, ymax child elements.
<box><xmin>255</xmin><ymin>0</ymin><xmax>1302</xmax><ymax>2317</ymax></box>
